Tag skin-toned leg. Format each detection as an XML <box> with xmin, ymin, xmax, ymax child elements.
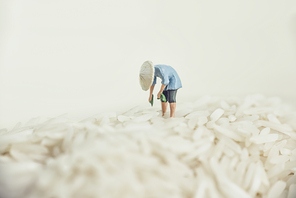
<box><xmin>161</xmin><ymin>102</ymin><xmax>168</xmax><ymax>116</ymax></box>
<box><xmin>169</xmin><ymin>103</ymin><xmax>176</xmax><ymax>117</ymax></box>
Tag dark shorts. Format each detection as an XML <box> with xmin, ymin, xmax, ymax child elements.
<box><xmin>162</xmin><ymin>90</ymin><xmax>178</xmax><ymax>103</ymax></box>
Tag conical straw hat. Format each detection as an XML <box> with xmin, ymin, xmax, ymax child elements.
<box><xmin>139</xmin><ymin>61</ymin><xmax>155</xmax><ymax>91</ymax></box>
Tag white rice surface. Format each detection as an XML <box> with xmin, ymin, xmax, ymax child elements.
<box><xmin>0</xmin><ymin>94</ymin><xmax>295</xmax><ymax>198</ymax></box>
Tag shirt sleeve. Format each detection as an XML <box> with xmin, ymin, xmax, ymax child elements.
<box><xmin>161</xmin><ymin>74</ymin><xmax>170</xmax><ymax>85</ymax></box>
<box><xmin>152</xmin><ymin>76</ymin><xmax>157</xmax><ymax>86</ymax></box>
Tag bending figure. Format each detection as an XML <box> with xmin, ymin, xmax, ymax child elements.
<box><xmin>139</xmin><ymin>61</ymin><xmax>182</xmax><ymax>118</ymax></box>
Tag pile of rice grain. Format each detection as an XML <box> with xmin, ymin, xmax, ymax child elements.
<box><xmin>0</xmin><ymin>94</ymin><xmax>295</xmax><ymax>198</ymax></box>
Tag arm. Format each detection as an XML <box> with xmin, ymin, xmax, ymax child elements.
<box><xmin>149</xmin><ymin>85</ymin><xmax>155</xmax><ymax>102</ymax></box>
<box><xmin>157</xmin><ymin>84</ymin><xmax>166</xmax><ymax>99</ymax></box>
<box><xmin>150</xmin><ymin>85</ymin><xmax>155</xmax><ymax>96</ymax></box>
<box><xmin>159</xmin><ymin>84</ymin><xmax>166</xmax><ymax>93</ymax></box>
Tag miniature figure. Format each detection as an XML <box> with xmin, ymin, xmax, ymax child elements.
<box><xmin>139</xmin><ymin>61</ymin><xmax>182</xmax><ymax>117</ymax></box>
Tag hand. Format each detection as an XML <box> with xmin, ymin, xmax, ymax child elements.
<box><xmin>157</xmin><ymin>92</ymin><xmax>161</xmax><ymax>99</ymax></box>
<box><xmin>149</xmin><ymin>95</ymin><xmax>152</xmax><ymax>102</ymax></box>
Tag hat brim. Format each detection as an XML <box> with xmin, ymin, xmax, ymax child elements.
<box><xmin>139</xmin><ymin>61</ymin><xmax>154</xmax><ymax>91</ymax></box>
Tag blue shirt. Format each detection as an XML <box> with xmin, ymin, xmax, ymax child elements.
<box><xmin>152</xmin><ymin>64</ymin><xmax>182</xmax><ymax>91</ymax></box>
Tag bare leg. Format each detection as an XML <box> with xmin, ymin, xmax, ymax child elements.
<box><xmin>169</xmin><ymin>103</ymin><xmax>176</xmax><ymax>117</ymax></box>
<box><xmin>161</xmin><ymin>102</ymin><xmax>168</xmax><ymax>116</ymax></box>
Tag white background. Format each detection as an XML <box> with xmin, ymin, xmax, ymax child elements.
<box><xmin>1</xmin><ymin>0</ymin><xmax>296</xmax><ymax>129</ymax></box>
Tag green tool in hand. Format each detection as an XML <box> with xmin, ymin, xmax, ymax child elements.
<box><xmin>149</xmin><ymin>94</ymin><xmax>154</xmax><ymax>106</ymax></box>
<box><xmin>157</xmin><ymin>93</ymin><xmax>167</xmax><ymax>103</ymax></box>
